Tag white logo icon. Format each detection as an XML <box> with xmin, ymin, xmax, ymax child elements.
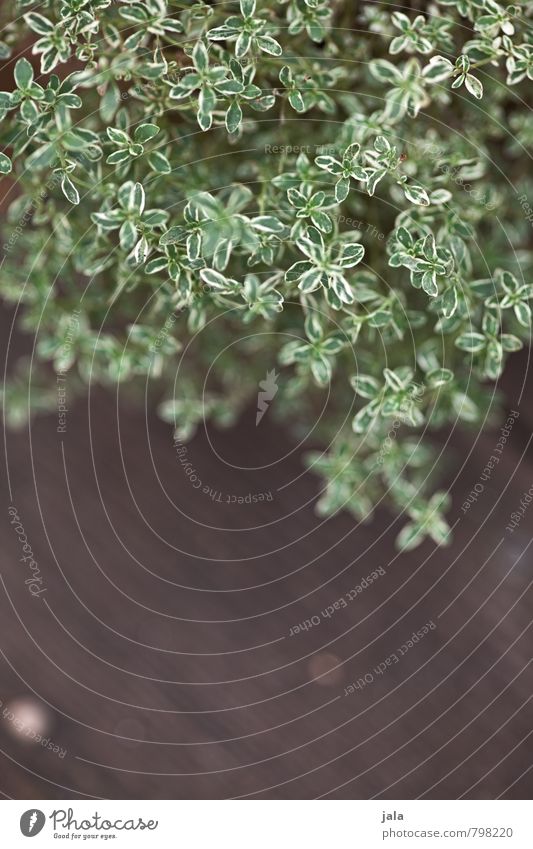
<box><xmin>256</xmin><ymin>370</ymin><xmax>279</xmax><ymax>425</ymax></box>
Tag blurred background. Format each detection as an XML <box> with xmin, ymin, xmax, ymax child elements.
<box><xmin>1</xmin><ymin>289</ymin><xmax>533</xmax><ymax>799</ymax></box>
<box><xmin>1</xmin><ymin>6</ymin><xmax>533</xmax><ymax>798</ymax></box>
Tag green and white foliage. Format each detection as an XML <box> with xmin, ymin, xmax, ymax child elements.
<box><xmin>0</xmin><ymin>0</ymin><xmax>531</xmax><ymax>550</ymax></box>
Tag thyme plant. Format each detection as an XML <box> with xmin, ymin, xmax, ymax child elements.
<box><xmin>1</xmin><ymin>0</ymin><xmax>532</xmax><ymax>549</ymax></box>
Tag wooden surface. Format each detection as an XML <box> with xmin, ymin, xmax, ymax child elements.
<box><xmin>1</xmin><ymin>301</ymin><xmax>533</xmax><ymax>799</ymax></box>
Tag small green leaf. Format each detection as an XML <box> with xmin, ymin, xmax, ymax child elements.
<box><xmin>396</xmin><ymin>522</ymin><xmax>426</xmax><ymax>552</ymax></box>
<box><xmin>353</xmin><ymin>402</ymin><xmax>379</xmax><ymax>434</ymax></box>
<box><xmin>311</xmin><ymin>354</ymin><xmax>331</xmax><ymax>386</ymax></box>
<box><xmin>423</xmin><ymin>56</ymin><xmax>454</xmax><ymax>83</ymax></box>
<box><xmin>350</xmin><ymin>374</ymin><xmax>380</xmax><ymax>399</ymax></box>
<box><xmin>455</xmin><ymin>332</ymin><xmax>486</xmax><ymax>353</ymax></box>
<box><xmin>107</xmin><ymin>127</ymin><xmax>130</xmax><ymax>145</ymax></box>
<box><xmin>61</xmin><ymin>173</ymin><xmax>79</xmax><ymax>205</ymax></box>
<box><xmin>335</xmin><ymin>177</ymin><xmax>350</xmax><ymax>202</ymax></box>
<box><xmin>240</xmin><ymin>0</ymin><xmax>256</xmax><ymax>16</ymax></box>
<box><xmin>403</xmin><ymin>183</ymin><xmax>430</xmax><ymax>206</ymax></box>
<box><xmin>14</xmin><ymin>58</ymin><xmax>33</xmax><ymax>90</ymax></box>
<box><xmin>256</xmin><ymin>36</ymin><xmax>282</xmax><ymax>56</ymax></box>
<box><xmin>215</xmin><ymin>79</ymin><xmax>245</xmax><ymax>96</ymax></box>
<box><xmin>465</xmin><ymin>74</ymin><xmax>483</xmax><ymax>99</ymax></box>
<box><xmin>514</xmin><ymin>301</ymin><xmax>531</xmax><ymax>327</ymax></box>
<box><xmin>426</xmin><ymin>368</ymin><xmax>453</xmax><ymax>388</ymax></box>
<box><xmin>315</xmin><ymin>155</ymin><xmax>342</xmax><ymax>175</ymax></box>
<box><xmin>200</xmin><ymin>268</ymin><xmax>238</xmax><ymax>292</ymax></box>
<box><xmin>147</xmin><ymin>151</ymin><xmax>171</xmax><ymax>174</ymax></box>
<box><xmin>304</xmin><ymin>312</ymin><xmax>323</xmax><ymax>343</ymax></box>
<box><xmin>24</xmin><ymin>12</ymin><xmax>54</xmax><ymax>35</ymax></box>
<box><xmin>0</xmin><ymin>152</ymin><xmax>12</xmax><ymax>174</ymax></box>
<box><xmin>192</xmin><ymin>41</ymin><xmax>209</xmax><ymax>73</ymax></box>
<box><xmin>132</xmin><ymin>236</ymin><xmax>149</xmax><ymax>265</ymax></box>
<box><xmin>100</xmin><ymin>83</ymin><xmax>120</xmax><ymax>122</ymax></box>
<box><xmin>129</xmin><ymin>182</ymin><xmax>145</xmax><ymax>215</ymax></box>
<box><xmin>134</xmin><ymin>123</ymin><xmax>160</xmax><ymax>143</ymax></box>
<box><xmin>452</xmin><ymin>391</ymin><xmax>479</xmax><ymax>421</ymax></box>
<box><xmin>160</xmin><ymin>226</ymin><xmax>186</xmax><ymax>246</ymax></box>
<box><xmin>252</xmin><ymin>216</ymin><xmax>284</xmax><ymax>234</ymax></box>
<box><xmin>226</xmin><ymin>99</ymin><xmax>242</xmax><ymax>134</ymax></box>
<box><xmin>441</xmin><ymin>286</ymin><xmax>458</xmax><ymax>319</ymax></box>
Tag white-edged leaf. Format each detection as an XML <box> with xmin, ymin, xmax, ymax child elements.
<box><xmin>61</xmin><ymin>173</ymin><xmax>79</xmax><ymax>205</ymax></box>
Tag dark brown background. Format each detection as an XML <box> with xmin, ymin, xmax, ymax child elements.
<box><xmin>1</xmin><ymin>293</ymin><xmax>532</xmax><ymax>800</ymax></box>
